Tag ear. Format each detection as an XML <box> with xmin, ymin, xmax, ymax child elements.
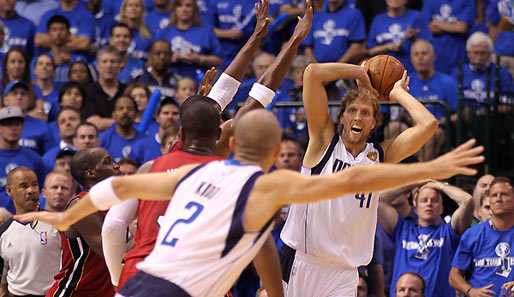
<box><xmin>216</xmin><ymin>127</ymin><xmax>221</xmax><ymax>141</ymax></box>
<box><xmin>85</xmin><ymin>168</ymin><xmax>95</xmax><ymax>180</ymax></box>
<box><xmin>5</xmin><ymin>186</ymin><xmax>12</xmax><ymax>197</ymax></box>
<box><xmin>273</xmin><ymin>142</ymin><xmax>282</xmax><ymax>161</ymax></box>
<box><xmin>178</xmin><ymin>127</ymin><xmax>185</xmax><ymax>143</ymax></box>
<box><xmin>229</xmin><ymin>136</ymin><xmax>236</xmax><ymax>152</ymax></box>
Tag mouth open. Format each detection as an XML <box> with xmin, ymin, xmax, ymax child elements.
<box><xmin>351</xmin><ymin>124</ymin><xmax>362</xmax><ymax>133</ymax></box>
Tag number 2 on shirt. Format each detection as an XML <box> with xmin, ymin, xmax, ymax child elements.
<box><xmin>161</xmin><ymin>201</ymin><xmax>204</xmax><ymax>247</ymax></box>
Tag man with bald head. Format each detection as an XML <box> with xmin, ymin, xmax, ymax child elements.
<box><xmin>41</xmin><ymin>171</ymin><xmax>75</xmax><ymax>212</ymax></box>
<box><xmin>16</xmin><ymin>108</ymin><xmax>485</xmax><ymax>297</ymax></box>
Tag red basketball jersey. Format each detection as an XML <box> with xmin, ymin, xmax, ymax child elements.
<box><xmin>46</xmin><ymin>192</ymin><xmax>115</xmax><ymax>297</ymax></box>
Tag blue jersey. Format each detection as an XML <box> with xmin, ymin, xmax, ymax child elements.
<box><xmin>145</xmin><ymin>10</ymin><xmax>170</xmax><ymax>37</ymax></box>
<box><xmin>37</xmin><ymin>1</ymin><xmax>95</xmax><ymax>40</ymax></box>
<box><xmin>128</xmin><ymin>29</ymin><xmax>151</xmax><ymax>60</ymax></box>
<box><xmin>421</xmin><ymin>0</ymin><xmax>476</xmax><ymax>74</ymax></box>
<box><xmin>450</xmin><ymin>63</ymin><xmax>514</xmax><ymax>103</ymax></box>
<box><xmin>158</xmin><ymin>25</ymin><xmax>222</xmax><ymax>80</ymax></box>
<box><xmin>303</xmin><ymin>3</ymin><xmax>365</xmax><ymax>63</ymax></box>
<box><xmin>409</xmin><ymin>72</ymin><xmax>458</xmax><ymax>119</ymax></box>
<box><xmin>452</xmin><ymin>221</ymin><xmax>514</xmax><ymax>296</ymax></box>
<box><xmin>214</xmin><ymin>0</ymin><xmax>255</xmax><ymax>69</ymax></box>
<box><xmin>92</xmin><ymin>9</ymin><xmax>115</xmax><ymax>49</ymax></box>
<box><xmin>486</xmin><ymin>0</ymin><xmax>514</xmax><ymax>56</ymax></box>
<box><xmin>367</xmin><ymin>10</ymin><xmax>432</xmax><ymax>73</ymax></box>
<box><xmin>0</xmin><ymin>14</ymin><xmax>36</xmax><ymax>57</ymax></box>
<box><xmin>389</xmin><ymin>217</ymin><xmax>460</xmax><ymax>297</ymax></box>
<box><xmin>128</xmin><ymin>133</ymin><xmax>162</xmax><ymax>165</ymax></box>
<box><xmin>0</xmin><ymin>147</ymin><xmax>45</xmax><ymax>213</ymax></box>
<box><xmin>99</xmin><ymin>124</ymin><xmax>145</xmax><ymax>162</ymax></box>
<box><xmin>48</xmin><ymin>121</ymin><xmax>59</xmax><ymax>145</ymax></box>
<box><xmin>20</xmin><ymin>116</ymin><xmax>56</xmax><ymax>155</ymax></box>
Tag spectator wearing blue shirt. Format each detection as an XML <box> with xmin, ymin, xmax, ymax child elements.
<box><xmin>42</xmin><ymin>107</ymin><xmax>80</xmax><ymax>175</ymax></box>
<box><xmin>450</xmin><ymin>177</ymin><xmax>514</xmax><ymax>297</ymax></box>
<box><xmin>99</xmin><ymin>96</ymin><xmax>145</xmax><ymax>162</ymax></box>
<box><xmin>0</xmin><ymin>0</ymin><xmax>36</xmax><ymax>57</ymax></box>
<box><xmin>378</xmin><ymin>180</ymin><xmax>474</xmax><ymax>297</ymax></box>
<box><xmin>303</xmin><ymin>0</ymin><xmax>366</xmax><ymax>64</ymax></box>
<box><xmin>3</xmin><ymin>80</ymin><xmax>55</xmax><ymax>155</ymax></box>
<box><xmin>197</xmin><ymin>0</ymin><xmax>215</xmax><ymax>28</ymax></box>
<box><xmin>108</xmin><ymin>23</ymin><xmax>144</xmax><ymax>83</ymax></box>
<box><xmin>158</xmin><ymin>0</ymin><xmax>222</xmax><ymax>80</ymax></box>
<box><xmin>15</xmin><ymin>0</ymin><xmax>59</xmax><ymax>27</ymax></box>
<box><xmin>119</xmin><ymin>0</ymin><xmax>152</xmax><ymax>60</ymax></box>
<box><xmin>212</xmin><ymin>0</ymin><xmax>255</xmax><ymax>70</ymax></box>
<box><xmin>451</xmin><ymin>31</ymin><xmax>514</xmax><ymax>104</ymax></box>
<box><xmin>87</xmin><ymin>0</ymin><xmax>116</xmax><ymax>51</ymax></box>
<box><xmin>127</xmin><ymin>39</ymin><xmax>180</xmax><ymax>99</ymax></box>
<box><xmin>32</xmin><ymin>54</ymin><xmax>59</xmax><ymax>122</ymax></box>
<box><xmin>486</xmin><ymin>0</ymin><xmax>514</xmax><ymax>79</ymax></box>
<box><xmin>421</xmin><ymin>0</ymin><xmax>475</xmax><ymax>74</ymax></box>
<box><xmin>102</xmin><ymin>0</ymin><xmax>154</xmax><ymax>22</ymax></box>
<box><xmin>367</xmin><ymin>0</ymin><xmax>432</xmax><ymax>73</ymax></box>
<box><xmin>409</xmin><ymin>39</ymin><xmax>457</xmax><ymax>161</ymax></box>
<box><xmin>144</xmin><ymin>0</ymin><xmax>172</xmax><ymax>37</ymax></box>
<box><xmin>129</xmin><ymin>97</ymin><xmax>180</xmax><ymax>165</ymax></box>
<box><xmin>0</xmin><ymin>107</ymin><xmax>45</xmax><ymax>214</ymax></box>
<box><xmin>71</xmin><ymin>122</ymin><xmax>100</xmax><ymax>151</ymax></box>
<box><xmin>35</xmin><ymin>0</ymin><xmax>95</xmax><ymax>56</ymax></box>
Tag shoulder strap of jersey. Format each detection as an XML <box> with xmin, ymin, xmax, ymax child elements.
<box><xmin>311</xmin><ymin>132</ymin><xmax>339</xmax><ymax>175</ymax></box>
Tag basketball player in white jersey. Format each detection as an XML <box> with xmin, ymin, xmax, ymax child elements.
<box><xmin>15</xmin><ymin>109</ymin><xmax>482</xmax><ymax>297</ymax></box>
<box><xmin>279</xmin><ymin>63</ymin><xmax>439</xmax><ymax>296</ymax></box>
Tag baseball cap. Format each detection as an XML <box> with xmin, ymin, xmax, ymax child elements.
<box><xmin>56</xmin><ymin>147</ymin><xmax>77</xmax><ymax>159</ymax></box>
<box><xmin>0</xmin><ymin>107</ymin><xmax>25</xmax><ymax>122</ymax></box>
<box><xmin>3</xmin><ymin>80</ymin><xmax>29</xmax><ymax>97</ymax></box>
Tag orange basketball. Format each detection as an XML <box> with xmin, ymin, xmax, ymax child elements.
<box><xmin>366</xmin><ymin>55</ymin><xmax>405</xmax><ymax>101</ymax></box>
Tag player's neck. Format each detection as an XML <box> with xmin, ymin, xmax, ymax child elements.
<box><xmin>341</xmin><ymin>138</ymin><xmax>367</xmax><ymax>158</ymax></box>
<box><xmin>0</xmin><ymin>139</ymin><xmax>19</xmax><ymax>150</ymax></box>
<box><xmin>182</xmin><ymin>142</ymin><xmax>216</xmax><ymax>156</ymax></box>
<box><xmin>491</xmin><ymin>214</ymin><xmax>514</xmax><ymax>231</ymax></box>
<box><xmin>233</xmin><ymin>154</ymin><xmax>271</xmax><ymax>173</ymax></box>
<box><xmin>0</xmin><ymin>9</ymin><xmax>15</xmax><ymax>19</ymax></box>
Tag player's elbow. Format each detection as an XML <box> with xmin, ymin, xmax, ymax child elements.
<box><xmin>303</xmin><ymin>63</ymin><xmax>324</xmax><ymax>84</ymax></box>
<box><xmin>422</xmin><ymin>115</ymin><xmax>438</xmax><ymax>136</ymax></box>
<box><xmin>102</xmin><ymin>219</ymin><xmax>128</xmax><ymax>245</ymax></box>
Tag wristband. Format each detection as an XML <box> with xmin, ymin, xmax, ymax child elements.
<box><xmin>207</xmin><ymin>73</ymin><xmax>241</xmax><ymax>110</ymax></box>
<box><xmin>89</xmin><ymin>177</ymin><xmax>123</xmax><ymax>210</ymax></box>
<box><xmin>248</xmin><ymin>83</ymin><xmax>275</xmax><ymax>107</ymax></box>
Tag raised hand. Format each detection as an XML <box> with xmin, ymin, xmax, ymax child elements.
<box><xmin>389</xmin><ymin>70</ymin><xmax>410</xmax><ymax>103</ymax></box>
<box><xmin>356</xmin><ymin>61</ymin><xmax>379</xmax><ymax>97</ymax></box>
<box><xmin>427</xmin><ymin>139</ymin><xmax>484</xmax><ymax>180</ymax></box>
<box><xmin>291</xmin><ymin>0</ymin><xmax>313</xmax><ymax>42</ymax></box>
<box><xmin>14</xmin><ymin>211</ymin><xmax>71</xmax><ymax>231</ymax></box>
<box><xmin>197</xmin><ymin>67</ymin><xmax>218</xmax><ymax>96</ymax></box>
<box><xmin>253</xmin><ymin>0</ymin><xmax>271</xmax><ymax>39</ymax></box>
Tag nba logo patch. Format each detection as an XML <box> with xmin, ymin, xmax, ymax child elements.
<box><xmin>40</xmin><ymin>232</ymin><xmax>48</xmax><ymax>245</ymax></box>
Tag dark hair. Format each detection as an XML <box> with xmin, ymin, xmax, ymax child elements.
<box><xmin>110</xmin><ymin>22</ymin><xmax>131</xmax><ymax>36</ymax></box>
<box><xmin>47</xmin><ymin>14</ymin><xmax>70</xmax><ymax>31</ymax></box>
<box><xmin>117</xmin><ymin>157</ymin><xmax>139</xmax><ymax>168</ymax></box>
<box><xmin>158</xmin><ymin>97</ymin><xmax>179</xmax><ymax>114</ymax></box>
<box><xmin>69</xmin><ymin>61</ymin><xmax>94</xmax><ymax>85</ymax></box>
<box><xmin>180</xmin><ymin>95</ymin><xmax>220</xmax><ymax>140</ymax></box>
<box><xmin>490</xmin><ymin>177</ymin><xmax>513</xmax><ymax>190</ymax></box>
<box><xmin>57</xmin><ymin>106</ymin><xmax>82</xmax><ymax>122</ymax></box>
<box><xmin>397</xmin><ymin>272</ymin><xmax>425</xmax><ymax>293</ymax></box>
<box><xmin>58</xmin><ymin>81</ymin><xmax>86</xmax><ymax>107</ymax></box>
<box><xmin>171</xmin><ymin>0</ymin><xmax>202</xmax><ymax>27</ymax></box>
<box><xmin>6</xmin><ymin>166</ymin><xmax>34</xmax><ymax>187</ymax></box>
<box><xmin>114</xmin><ymin>95</ymin><xmax>138</xmax><ymax>112</ymax></box>
<box><xmin>1</xmin><ymin>48</ymin><xmax>34</xmax><ymax>106</ymax></box>
<box><xmin>74</xmin><ymin>122</ymin><xmax>99</xmax><ymax>137</ymax></box>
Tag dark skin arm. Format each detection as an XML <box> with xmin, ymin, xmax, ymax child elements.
<box><xmin>63</xmin><ymin>199</ymin><xmax>105</xmax><ymax>259</ymax></box>
<box><xmin>253</xmin><ymin>234</ymin><xmax>283</xmax><ymax>297</ymax></box>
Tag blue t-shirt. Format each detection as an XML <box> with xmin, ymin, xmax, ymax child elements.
<box><xmin>198</xmin><ymin>0</ymin><xmax>216</xmax><ymax>27</ymax></box>
<box><xmin>145</xmin><ymin>9</ymin><xmax>170</xmax><ymax>37</ymax></box>
<box><xmin>15</xmin><ymin>0</ymin><xmax>60</xmax><ymax>27</ymax></box>
<box><xmin>389</xmin><ymin>217</ymin><xmax>460</xmax><ymax>297</ymax></box>
<box><xmin>31</xmin><ymin>52</ymin><xmax>88</xmax><ymax>85</ymax></box>
<box><xmin>421</xmin><ymin>0</ymin><xmax>476</xmax><ymax>74</ymax></box>
<box><xmin>214</xmin><ymin>0</ymin><xmax>255</xmax><ymax>69</ymax></box>
<box><xmin>452</xmin><ymin>221</ymin><xmax>514</xmax><ymax>296</ymax></box>
<box><xmin>92</xmin><ymin>9</ymin><xmax>115</xmax><ymax>49</ymax></box>
<box><xmin>303</xmin><ymin>3</ymin><xmax>365</xmax><ymax>63</ymax></box>
<box><xmin>99</xmin><ymin>124</ymin><xmax>145</xmax><ymax>162</ymax></box>
<box><xmin>450</xmin><ymin>63</ymin><xmax>514</xmax><ymax>103</ymax></box>
<box><xmin>128</xmin><ymin>29</ymin><xmax>151</xmax><ymax>60</ymax></box>
<box><xmin>367</xmin><ymin>9</ymin><xmax>432</xmax><ymax>73</ymax></box>
<box><xmin>33</xmin><ymin>84</ymin><xmax>59</xmax><ymax>122</ymax></box>
<box><xmin>20</xmin><ymin>115</ymin><xmax>56</xmax><ymax>155</ymax></box>
<box><xmin>119</xmin><ymin>56</ymin><xmax>144</xmax><ymax>83</ymax></box>
<box><xmin>37</xmin><ymin>1</ymin><xmax>95</xmax><ymax>40</ymax></box>
<box><xmin>0</xmin><ymin>14</ymin><xmax>36</xmax><ymax>57</ymax></box>
<box><xmin>486</xmin><ymin>0</ymin><xmax>514</xmax><ymax>56</ymax></box>
<box><xmin>409</xmin><ymin>71</ymin><xmax>459</xmax><ymax>119</ymax></box>
<box><xmin>0</xmin><ymin>147</ymin><xmax>45</xmax><ymax>213</ymax></box>
<box><xmin>128</xmin><ymin>133</ymin><xmax>161</xmax><ymax>165</ymax></box>
<box><xmin>158</xmin><ymin>25</ymin><xmax>222</xmax><ymax>80</ymax></box>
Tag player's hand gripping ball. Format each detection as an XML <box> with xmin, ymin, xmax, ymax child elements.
<box><xmin>366</xmin><ymin>55</ymin><xmax>405</xmax><ymax>101</ymax></box>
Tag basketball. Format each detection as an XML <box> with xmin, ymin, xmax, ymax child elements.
<box><xmin>366</xmin><ymin>55</ymin><xmax>405</xmax><ymax>101</ymax></box>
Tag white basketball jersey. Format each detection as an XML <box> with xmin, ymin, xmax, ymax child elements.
<box><xmin>281</xmin><ymin>133</ymin><xmax>383</xmax><ymax>268</ymax></box>
<box><xmin>137</xmin><ymin>160</ymin><xmax>273</xmax><ymax>297</ymax></box>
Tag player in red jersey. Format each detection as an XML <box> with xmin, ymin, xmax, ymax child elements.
<box><xmin>46</xmin><ymin>147</ymin><xmax>120</xmax><ymax>297</ymax></box>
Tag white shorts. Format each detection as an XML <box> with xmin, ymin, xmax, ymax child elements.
<box><xmin>281</xmin><ymin>247</ymin><xmax>358</xmax><ymax>297</ymax></box>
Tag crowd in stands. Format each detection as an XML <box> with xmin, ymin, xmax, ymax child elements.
<box><xmin>0</xmin><ymin>0</ymin><xmax>512</xmax><ymax>296</ymax></box>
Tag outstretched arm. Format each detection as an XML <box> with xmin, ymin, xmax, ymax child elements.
<box><xmin>422</xmin><ymin>181</ymin><xmax>474</xmax><ymax>235</ymax></box>
<box><xmin>381</xmin><ymin>72</ymin><xmax>438</xmax><ymax>163</ymax></box>
<box><xmin>14</xmin><ymin>165</ymin><xmax>198</xmax><ymax>231</ymax></box>
<box><xmin>233</xmin><ymin>0</ymin><xmax>313</xmax><ymax>124</ymax></box>
<box><xmin>253</xmin><ymin>234</ymin><xmax>284</xmax><ymax>297</ymax></box>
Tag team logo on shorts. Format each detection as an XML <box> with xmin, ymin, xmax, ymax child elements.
<box><xmin>40</xmin><ymin>232</ymin><xmax>48</xmax><ymax>245</ymax></box>
<box><xmin>367</xmin><ymin>152</ymin><xmax>378</xmax><ymax>162</ymax></box>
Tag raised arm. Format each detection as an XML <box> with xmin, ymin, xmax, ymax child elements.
<box><xmin>381</xmin><ymin>72</ymin><xmax>438</xmax><ymax>163</ymax></box>
<box><xmin>422</xmin><ymin>181</ymin><xmax>474</xmax><ymax>235</ymax></box>
<box><xmin>14</xmin><ymin>165</ymin><xmax>197</xmax><ymax>231</ymax></box>
<box><xmin>244</xmin><ymin>139</ymin><xmax>484</xmax><ymax>232</ymax></box>
<box><xmin>233</xmin><ymin>0</ymin><xmax>313</xmax><ymax>124</ymax></box>
<box><xmin>302</xmin><ymin>62</ymin><xmax>374</xmax><ymax>167</ymax></box>
<box><xmin>378</xmin><ymin>200</ymin><xmax>399</xmax><ymax>234</ymax></box>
